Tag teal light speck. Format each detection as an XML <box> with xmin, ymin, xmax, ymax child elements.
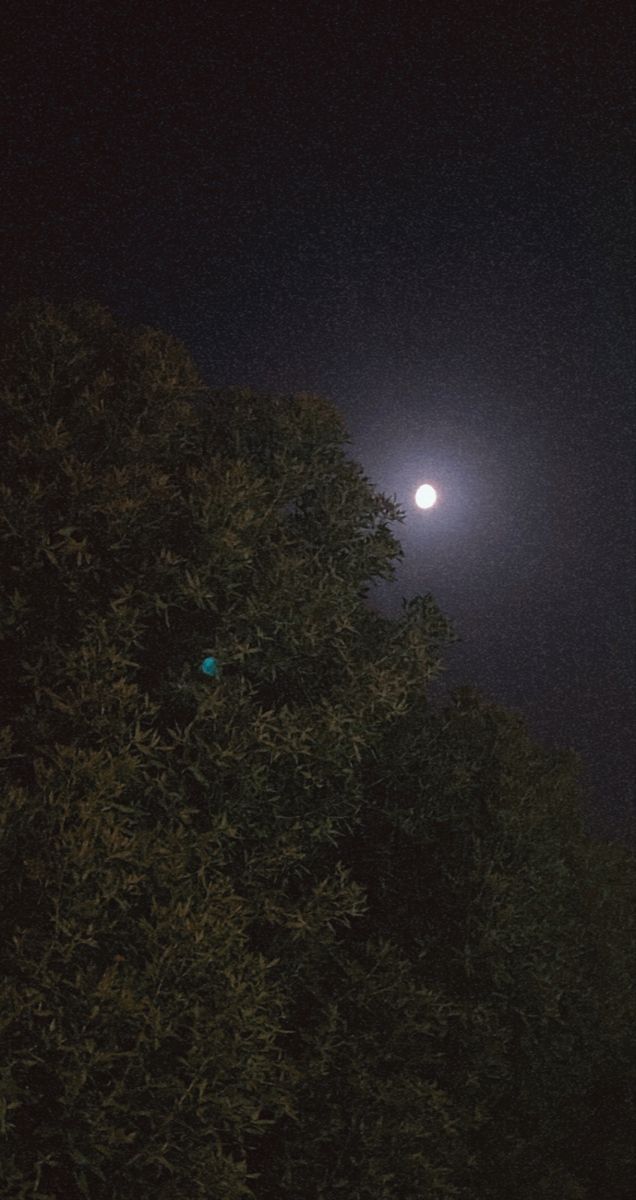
<box><xmin>199</xmin><ymin>656</ymin><xmax>218</xmax><ymax>677</ymax></box>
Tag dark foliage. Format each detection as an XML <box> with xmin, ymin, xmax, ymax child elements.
<box><xmin>1</xmin><ymin>301</ymin><xmax>633</xmax><ymax>1197</ymax></box>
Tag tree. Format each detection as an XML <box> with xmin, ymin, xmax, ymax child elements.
<box><xmin>285</xmin><ymin>685</ymin><xmax>634</xmax><ymax>1199</ymax></box>
<box><xmin>0</xmin><ymin>299</ymin><xmax>456</xmax><ymax>1197</ymax></box>
<box><xmin>1</xmin><ymin>300</ymin><xmax>633</xmax><ymax>1199</ymax></box>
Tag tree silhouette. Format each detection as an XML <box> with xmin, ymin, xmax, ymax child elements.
<box><xmin>1</xmin><ymin>300</ymin><xmax>633</xmax><ymax>1198</ymax></box>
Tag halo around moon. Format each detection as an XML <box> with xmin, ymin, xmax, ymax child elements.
<box><xmin>415</xmin><ymin>483</ymin><xmax>437</xmax><ymax>509</ymax></box>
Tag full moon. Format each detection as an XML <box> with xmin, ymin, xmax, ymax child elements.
<box><xmin>415</xmin><ymin>483</ymin><xmax>437</xmax><ymax>509</ymax></box>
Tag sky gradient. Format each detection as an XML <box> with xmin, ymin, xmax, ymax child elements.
<box><xmin>2</xmin><ymin>0</ymin><xmax>634</xmax><ymax>844</ymax></box>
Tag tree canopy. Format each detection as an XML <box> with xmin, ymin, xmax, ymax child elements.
<box><xmin>1</xmin><ymin>300</ymin><xmax>634</xmax><ymax>1198</ymax></box>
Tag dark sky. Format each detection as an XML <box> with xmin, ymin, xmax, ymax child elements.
<box><xmin>2</xmin><ymin>1</ymin><xmax>634</xmax><ymax>845</ymax></box>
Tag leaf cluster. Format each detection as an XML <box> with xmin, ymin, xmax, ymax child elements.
<box><xmin>1</xmin><ymin>301</ymin><xmax>633</xmax><ymax>1198</ymax></box>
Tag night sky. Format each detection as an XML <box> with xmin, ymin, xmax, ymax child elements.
<box><xmin>2</xmin><ymin>1</ymin><xmax>634</xmax><ymax>845</ymax></box>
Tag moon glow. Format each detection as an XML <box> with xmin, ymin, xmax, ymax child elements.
<box><xmin>415</xmin><ymin>483</ymin><xmax>437</xmax><ymax>509</ymax></box>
